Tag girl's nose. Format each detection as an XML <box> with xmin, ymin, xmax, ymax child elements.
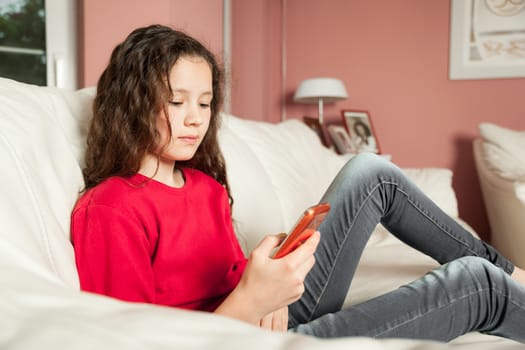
<box><xmin>185</xmin><ymin>104</ymin><xmax>202</xmax><ymax>126</ymax></box>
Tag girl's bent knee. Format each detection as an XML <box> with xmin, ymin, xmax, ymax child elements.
<box><xmin>448</xmin><ymin>256</ymin><xmax>504</xmax><ymax>286</ymax></box>
<box><xmin>344</xmin><ymin>153</ymin><xmax>395</xmax><ymax>177</ymax></box>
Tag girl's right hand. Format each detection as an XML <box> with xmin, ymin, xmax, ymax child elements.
<box><xmin>215</xmin><ymin>231</ymin><xmax>320</xmax><ymax>325</ymax></box>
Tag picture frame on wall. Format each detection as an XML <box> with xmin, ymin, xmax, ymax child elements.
<box><xmin>341</xmin><ymin>109</ymin><xmax>381</xmax><ymax>154</ymax></box>
<box><xmin>327</xmin><ymin>124</ymin><xmax>355</xmax><ymax>154</ymax></box>
<box><xmin>449</xmin><ymin>0</ymin><xmax>525</xmax><ymax>80</ymax></box>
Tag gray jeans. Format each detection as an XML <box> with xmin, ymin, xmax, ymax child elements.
<box><xmin>288</xmin><ymin>153</ymin><xmax>525</xmax><ymax>343</ymax></box>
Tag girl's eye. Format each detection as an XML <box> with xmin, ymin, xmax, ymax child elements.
<box><xmin>200</xmin><ymin>103</ymin><xmax>211</xmax><ymax>108</ymax></box>
<box><xmin>169</xmin><ymin>101</ymin><xmax>183</xmax><ymax>106</ymax></box>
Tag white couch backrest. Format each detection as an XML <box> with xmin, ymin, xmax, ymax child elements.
<box><xmin>0</xmin><ymin>78</ymin><xmax>91</xmax><ymax>287</ymax></box>
<box><xmin>219</xmin><ymin>114</ymin><xmax>347</xmax><ymax>253</ymax></box>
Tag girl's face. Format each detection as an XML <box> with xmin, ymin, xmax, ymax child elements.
<box><xmin>155</xmin><ymin>56</ymin><xmax>213</xmax><ymax>164</ymax></box>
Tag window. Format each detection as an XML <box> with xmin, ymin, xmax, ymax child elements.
<box><xmin>0</xmin><ymin>0</ymin><xmax>77</xmax><ymax>89</ymax></box>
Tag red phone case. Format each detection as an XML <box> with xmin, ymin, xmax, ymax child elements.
<box><xmin>272</xmin><ymin>202</ymin><xmax>330</xmax><ymax>259</ymax></box>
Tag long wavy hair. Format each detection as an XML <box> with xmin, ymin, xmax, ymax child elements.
<box><xmin>83</xmin><ymin>25</ymin><xmax>230</xmax><ymax>201</ymax></box>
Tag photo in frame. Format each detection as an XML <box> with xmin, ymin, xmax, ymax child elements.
<box><xmin>341</xmin><ymin>109</ymin><xmax>381</xmax><ymax>154</ymax></box>
<box><xmin>327</xmin><ymin>124</ymin><xmax>355</xmax><ymax>154</ymax></box>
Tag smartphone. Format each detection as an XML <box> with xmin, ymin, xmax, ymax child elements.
<box><xmin>271</xmin><ymin>202</ymin><xmax>330</xmax><ymax>259</ymax></box>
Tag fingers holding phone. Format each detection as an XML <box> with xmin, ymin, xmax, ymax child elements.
<box><xmin>230</xmin><ymin>203</ymin><xmax>328</xmax><ymax>321</ymax></box>
<box><xmin>279</xmin><ymin>230</ymin><xmax>320</xmax><ymax>278</ymax></box>
<box><xmin>241</xmin><ymin>231</ymin><xmax>320</xmax><ymax>310</ymax></box>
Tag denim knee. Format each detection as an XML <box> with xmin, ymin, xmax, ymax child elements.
<box><xmin>347</xmin><ymin>152</ymin><xmax>391</xmax><ymax>172</ymax></box>
<box><xmin>336</xmin><ymin>153</ymin><xmax>398</xmax><ymax>187</ymax></box>
<box><xmin>444</xmin><ymin>256</ymin><xmax>505</xmax><ymax>290</ymax></box>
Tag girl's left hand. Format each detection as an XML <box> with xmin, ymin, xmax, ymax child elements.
<box><xmin>259</xmin><ymin>306</ymin><xmax>288</xmax><ymax>332</ymax></box>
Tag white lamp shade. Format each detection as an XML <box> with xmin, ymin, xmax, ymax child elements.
<box><xmin>294</xmin><ymin>77</ymin><xmax>348</xmax><ymax>103</ymax></box>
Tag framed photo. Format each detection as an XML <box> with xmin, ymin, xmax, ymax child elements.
<box><xmin>327</xmin><ymin>124</ymin><xmax>355</xmax><ymax>154</ymax></box>
<box><xmin>449</xmin><ymin>0</ymin><xmax>525</xmax><ymax>80</ymax></box>
<box><xmin>303</xmin><ymin>116</ymin><xmax>330</xmax><ymax>146</ymax></box>
<box><xmin>341</xmin><ymin>109</ymin><xmax>381</xmax><ymax>154</ymax></box>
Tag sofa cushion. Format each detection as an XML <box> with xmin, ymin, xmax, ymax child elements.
<box><xmin>219</xmin><ymin>114</ymin><xmax>460</xmax><ymax>253</ymax></box>
<box><xmin>403</xmin><ymin>168</ymin><xmax>459</xmax><ymax>218</ymax></box>
<box><xmin>0</xmin><ymin>78</ymin><xmax>92</xmax><ymax>287</ymax></box>
<box><xmin>479</xmin><ymin>122</ymin><xmax>525</xmax><ymax>181</ymax></box>
<box><xmin>218</xmin><ymin>116</ymin><xmax>286</xmax><ymax>253</ymax></box>
<box><xmin>219</xmin><ymin>114</ymin><xmax>347</xmax><ymax>253</ymax></box>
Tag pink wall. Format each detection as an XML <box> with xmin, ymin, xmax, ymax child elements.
<box><xmin>231</xmin><ymin>0</ymin><xmax>525</xmax><ymax>241</ymax></box>
<box><xmin>79</xmin><ymin>0</ymin><xmax>525</xmax><ymax>242</ymax></box>
<box><xmin>230</xmin><ymin>0</ymin><xmax>283</xmax><ymax>120</ymax></box>
<box><xmin>79</xmin><ymin>0</ymin><xmax>223</xmax><ymax>87</ymax></box>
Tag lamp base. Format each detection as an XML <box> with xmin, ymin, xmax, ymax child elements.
<box><xmin>317</xmin><ymin>99</ymin><xmax>324</xmax><ymax>125</ymax></box>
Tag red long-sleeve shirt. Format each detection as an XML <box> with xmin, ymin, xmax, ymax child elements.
<box><xmin>71</xmin><ymin>169</ymin><xmax>247</xmax><ymax>311</ymax></box>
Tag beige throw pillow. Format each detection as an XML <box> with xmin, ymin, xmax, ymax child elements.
<box><xmin>479</xmin><ymin>123</ymin><xmax>525</xmax><ymax>181</ymax></box>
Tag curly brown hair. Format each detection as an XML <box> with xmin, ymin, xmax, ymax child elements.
<box><xmin>83</xmin><ymin>25</ymin><xmax>231</xmax><ymax>200</ymax></box>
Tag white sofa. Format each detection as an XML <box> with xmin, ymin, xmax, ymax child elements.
<box><xmin>473</xmin><ymin>123</ymin><xmax>525</xmax><ymax>269</ymax></box>
<box><xmin>0</xmin><ymin>78</ymin><xmax>521</xmax><ymax>349</ymax></box>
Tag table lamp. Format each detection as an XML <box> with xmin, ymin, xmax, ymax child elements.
<box><xmin>293</xmin><ymin>77</ymin><xmax>348</xmax><ymax>125</ymax></box>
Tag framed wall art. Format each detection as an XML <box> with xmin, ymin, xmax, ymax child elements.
<box><xmin>341</xmin><ymin>109</ymin><xmax>381</xmax><ymax>154</ymax></box>
<box><xmin>449</xmin><ymin>0</ymin><xmax>525</xmax><ymax>80</ymax></box>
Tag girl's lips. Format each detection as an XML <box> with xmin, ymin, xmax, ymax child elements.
<box><xmin>178</xmin><ymin>135</ymin><xmax>199</xmax><ymax>144</ymax></box>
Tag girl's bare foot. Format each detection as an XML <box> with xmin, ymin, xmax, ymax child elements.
<box><xmin>511</xmin><ymin>266</ymin><xmax>525</xmax><ymax>287</ymax></box>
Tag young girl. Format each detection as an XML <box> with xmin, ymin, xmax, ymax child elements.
<box><xmin>71</xmin><ymin>24</ymin><xmax>525</xmax><ymax>343</ymax></box>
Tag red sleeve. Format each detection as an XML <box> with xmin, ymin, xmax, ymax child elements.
<box><xmin>223</xmin><ymin>194</ymin><xmax>246</xmax><ymax>261</ymax></box>
<box><xmin>71</xmin><ymin>204</ymin><xmax>156</xmax><ymax>303</ymax></box>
